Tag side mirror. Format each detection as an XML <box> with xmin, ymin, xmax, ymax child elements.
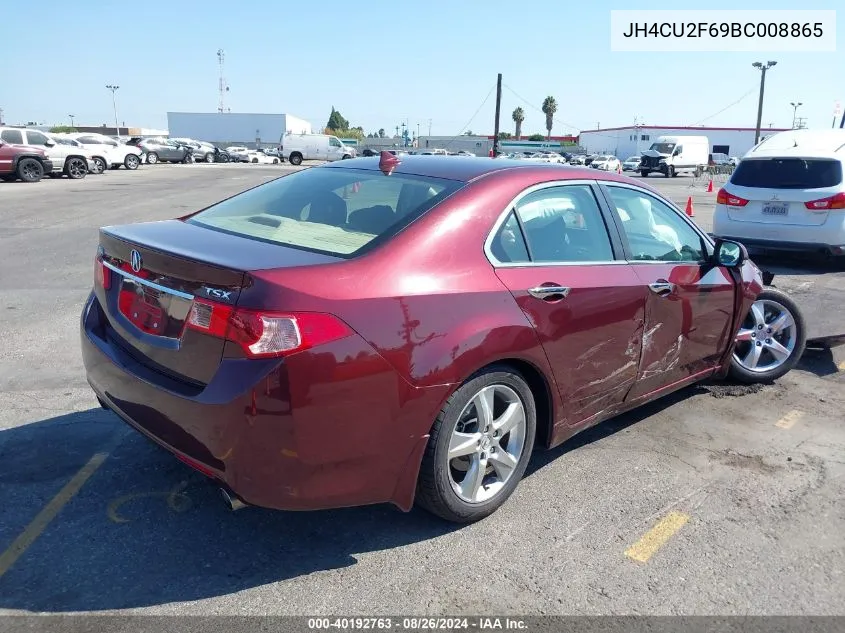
<box><xmin>45</xmin><ymin>139</ymin><xmax>56</xmax><ymax>147</ymax></box>
<box><xmin>714</xmin><ymin>239</ymin><xmax>746</xmax><ymax>268</ymax></box>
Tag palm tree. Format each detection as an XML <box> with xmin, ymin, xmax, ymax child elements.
<box><xmin>541</xmin><ymin>96</ymin><xmax>557</xmax><ymax>140</ymax></box>
<box><xmin>512</xmin><ymin>107</ymin><xmax>525</xmax><ymax>140</ymax></box>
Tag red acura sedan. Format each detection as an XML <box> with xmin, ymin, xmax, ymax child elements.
<box><xmin>81</xmin><ymin>153</ymin><xmax>806</xmax><ymax>523</ymax></box>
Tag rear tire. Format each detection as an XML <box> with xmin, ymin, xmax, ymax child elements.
<box><xmin>17</xmin><ymin>158</ymin><xmax>44</xmax><ymax>183</ymax></box>
<box><xmin>205</xmin><ymin>153</ymin><xmax>214</xmax><ymax>163</ymax></box>
<box><xmin>728</xmin><ymin>288</ymin><xmax>806</xmax><ymax>384</ymax></box>
<box><xmin>289</xmin><ymin>152</ymin><xmax>303</xmax><ymax>166</ymax></box>
<box><xmin>64</xmin><ymin>157</ymin><xmax>88</xmax><ymax>179</ymax></box>
<box><xmin>146</xmin><ymin>152</ymin><xmax>159</xmax><ymax>165</ymax></box>
<box><xmin>640</xmin><ymin>169</ymin><xmax>649</xmax><ymax>177</ymax></box>
<box><xmin>415</xmin><ymin>366</ymin><xmax>536</xmax><ymax>523</ymax></box>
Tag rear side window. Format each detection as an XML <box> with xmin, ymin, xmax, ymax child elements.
<box><xmin>187</xmin><ymin>167</ymin><xmax>462</xmax><ymax>257</ymax></box>
<box><xmin>732</xmin><ymin>158</ymin><xmax>843</xmax><ymax>189</ymax></box>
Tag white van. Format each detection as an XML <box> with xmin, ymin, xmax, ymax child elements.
<box><xmin>639</xmin><ymin>135</ymin><xmax>709</xmax><ymax>177</ymax></box>
<box><xmin>279</xmin><ymin>133</ymin><xmax>356</xmax><ymax>165</ymax></box>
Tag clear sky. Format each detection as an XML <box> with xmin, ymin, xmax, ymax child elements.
<box><xmin>1</xmin><ymin>0</ymin><xmax>841</xmax><ymax>135</ymax></box>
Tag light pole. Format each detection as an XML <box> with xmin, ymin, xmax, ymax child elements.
<box><xmin>790</xmin><ymin>101</ymin><xmax>802</xmax><ymax>129</ymax></box>
<box><xmin>752</xmin><ymin>61</ymin><xmax>777</xmax><ymax>144</ymax></box>
<box><xmin>106</xmin><ymin>84</ymin><xmax>120</xmax><ymax>139</ymax></box>
<box><xmin>68</xmin><ymin>114</ymin><xmax>75</xmax><ymax>128</ymax></box>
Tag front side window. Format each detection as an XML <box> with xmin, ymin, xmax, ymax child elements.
<box><xmin>25</xmin><ymin>131</ymin><xmax>50</xmax><ymax>146</ymax></box>
<box><xmin>1</xmin><ymin>130</ymin><xmax>24</xmax><ymax>144</ymax></box>
<box><xmin>605</xmin><ymin>186</ymin><xmax>707</xmax><ymax>262</ymax></box>
<box><xmin>187</xmin><ymin>167</ymin><xmax>462</xmax><ymax>257</ymax></box>
<box><xmin>493</xmin><ymin>185</ymin><xmax>614</xmax><ymax>264</ymax></box>
<box><xmin>330</xmin><ymin>138</ymin><xmax>342</xmax><ymax>148</ymax></box>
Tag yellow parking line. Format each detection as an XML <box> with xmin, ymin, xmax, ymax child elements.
<box><xmin>625</xmin><ymin>511</ymin><xmax>690</xmax><ymax>563</ymax></box>
<box><xmin>0</xmin><ymin>452</ymin><xmax>109</xmax><ymax>579</ymax></box>
<box><xmin>775</xmin><ymin>410</ymin><xmax>804</xmax><ymax>430</ymax></box>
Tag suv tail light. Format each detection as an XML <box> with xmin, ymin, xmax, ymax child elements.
<box><xmin>804</xmin><ymin>192</ymin><xmax>845</xmax><ymax>211</ymax></box>
<box><xmin>716</xmin><ymin>188</ymin><xmax>749</xmax><ymax>207</ymax></box>
<box><xmin>94</xmin><ymin>255</ymin><xmax>111</xmax><ymax>290</ymax></box>
<box><xmin>186</xmin><ymin>299</ymin><xmax>352</xmax><ymax>358</ymax></box>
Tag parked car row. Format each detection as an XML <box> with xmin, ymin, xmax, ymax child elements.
<box><xmin>0</xmin><ymin>127</ymin><xmax>144</xmax><ymax>183</ymax></box>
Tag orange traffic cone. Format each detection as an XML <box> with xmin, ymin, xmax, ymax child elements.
<box><xmin>706</xmin><ymin>179</ymin><xmax>713</xmax><ymax>192</ymax></box>
<box><xmin>617</xmin><ymin>163</ymin><xmax>622</xmax><ymax>175</ymax></box>
<box><xmin>685</xmin><ymin>196</ymin><xmax>695</xmax><ymax>217</ymax></box>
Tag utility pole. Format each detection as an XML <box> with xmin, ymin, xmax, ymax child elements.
<box><xmin>69</xmin><ymin>114</ymin><xmax>75</xmax><ymax>128</ymax></box>
<box><xmin>492</xmin><ymin>73</ymin><xmax>502</xmax><ymax>158</ymax></box>
<box><xmin>0</xmin><ymin>107</ymin><xmax>4</xmax><ymax>125</ymax></box>
<box><xmin>790</xmin><ymin>101</ymin><xmax>802</xmax><ymax>128</ymax></box>
<box><xmin>428</xmin><ymin>119</ymin><xmax>432</xmax><ymax>136</ymax></box>
<box><xmin>217</xmin><ymin>49</ymin><xmax>229</xmax><ymax>113</ymax></box>
<box><xmin>752</xmin><ymin>61</ymin><xmax>777</xmax><ymax>144</ymax></box>
<box><xmin>834</xmin><ymin>102</ymin><xmax>842</xmax><ymax>128</ymax></box>
<box><xmin>106</xmin><ymin>85</ymin><xmax>120</xmax><ymax>138</ymax></box>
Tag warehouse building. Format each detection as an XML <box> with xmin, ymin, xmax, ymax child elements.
<box><xmin>166</xmin><ymin>112</ymin><xmax>312</xmax><ymax>148</ymax></box>
<box><xmin>578</xmin><ymin>125</ymin><xmax>792</xmax><ymax>159</ymax></box>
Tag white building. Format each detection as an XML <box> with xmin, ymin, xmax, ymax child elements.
<box><xmin>578</xmin><ymin>125</ymin><xmax>793</xmax><ymax>160</ymax></box>
<box><xmin>166</xmin><ymin>112</ymin><xmax>312</xmax><ymax>148</ymax></box>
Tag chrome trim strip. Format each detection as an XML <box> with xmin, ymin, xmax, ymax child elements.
<box><xmin>102</xmin><ymin>260</ymin><xmax>195</xmax><ymax>300</ymax></box>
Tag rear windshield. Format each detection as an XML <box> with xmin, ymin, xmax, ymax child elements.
<box><xmin>187</xmin><ymin>167</ymin><xmax>462</xmax><ymax>257</ymax></box>
<box><xmin>731</xmin><ymin>158</ymin><xmax>843</xmax><ymax>189</ymax></box>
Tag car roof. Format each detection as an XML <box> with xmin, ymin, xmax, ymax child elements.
<box><xmin>748</xmin><ymin>129</ymin><xmax>845</xmax><ymax>159</ymax></box>
<box><xmin>322</xmin><ymin>154</ymin><xmax>651</xmax><ymax>184</ymax></box>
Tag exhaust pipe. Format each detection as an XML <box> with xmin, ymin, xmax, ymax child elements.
<box><xmin>220</xmin><ymin>488</ymin><xmax>248</xmax><ymax>511</ymax></box>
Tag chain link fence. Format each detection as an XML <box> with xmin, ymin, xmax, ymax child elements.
<box><xmin>690</xmin><ymin>164</ymin><xmax>734</xmax><ymax>189</ymax></box>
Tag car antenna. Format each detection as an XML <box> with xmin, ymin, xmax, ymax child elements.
<box><xmin>379</xmin><ymin>150</ymin><xmax>400</xmax><ymax>175</ymax></box>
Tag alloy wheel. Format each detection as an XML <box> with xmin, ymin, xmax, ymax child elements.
<box><xmin>733</xmin><ymin>299</ymin><xmax>798</xmax><ymax>373</ymax></box>
<box><xmin>447</xmin><ymin>384</ymin><xmax>527</xmax><ymax>504</ymax></box>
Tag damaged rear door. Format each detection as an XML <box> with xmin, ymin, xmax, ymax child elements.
<box><xmin>489</xmin><ymin>182</ymin><xmax>646</xmax><ymax>426</ymax></box>
<box><xmin>600</xmin><ymin>184</ymin><xmax>736</xmax><ymax>400</ymax></box>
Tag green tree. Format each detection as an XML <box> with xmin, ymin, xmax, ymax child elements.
<box><xmin>511</xmin><ymin>107</ymin><xmax>524</xmax><ymax>139</ymax></box>
<box><xmin>527</xmin><ymin>133</ymin><xmax>545</xmax><ymax>141</ymax></box>
<box><xmin>49</xmin><ymin>125</ymin><xmax>77</xmax><ymax>133</ymax></box>
<box><xmin>378</xmin><ymin>128</ymin><xmax>386</xmax><ymax>138</ymax></box>
<box><xmin>326</xmin><ymin>107</ymin><xmax>349</xmax><ymax>131</ymax></box>
<box><xmin>464</xmin><ymin>130</ymin><xmax>473</xmax><ymax>136</ymax></box>
<box><xmin>497</xmin><ymin>132</ymin><xmax>512</xmax><ymax>140</ymax></box>
<box><xmin>541</xmin><ymin>96</ymin><xmax>557</xmax><ymax>140</ymax></box>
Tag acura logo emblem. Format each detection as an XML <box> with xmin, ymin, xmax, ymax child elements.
<box><xmin>130</xmin><ymin>249</ymin><xmax>142</xmax><ymax>273</ymax></box>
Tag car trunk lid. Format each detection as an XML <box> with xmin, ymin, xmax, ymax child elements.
<box><xmin>96</xmin><ymin>220</ymin><xmax>341</xmax><ymax>385</ymax></box>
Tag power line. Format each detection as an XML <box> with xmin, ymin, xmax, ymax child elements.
<box><xmin>433</xmin><ymin>84</ymin><xmax>497</xmax><ymax>150</ymax></box>
<box><xmin>688</xmin><ymin>90</ymin><xmax>755</xmax><ymax>126</ymax></box>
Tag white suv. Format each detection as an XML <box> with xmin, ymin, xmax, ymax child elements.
<box><xmin>0</xmin><ymin>127</ymin><xmax>95</xmax><ymax>178</ymax></box>
<box><xmin>712</xmin><ymin>129</ymin><xmax>845</xmax><ymax>257</ymax></box>
<box><xmin>68</xmin><ymin>132</ymin><xmax>143</xmax><ymax>171</ymax></box>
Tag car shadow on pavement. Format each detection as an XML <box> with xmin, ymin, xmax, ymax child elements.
<box><xmin>752</xmin><ymin>253</ymin><xmax>845</xmax><ymax>277</ymax></box>
<box><xmin>0</xmin><ymin>408</ymin><xmax>460</xmax><ymax>612</ymax></box>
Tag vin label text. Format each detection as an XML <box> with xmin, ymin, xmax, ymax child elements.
<box><xmin>610</xmin><ymin>10</ymin><xmax>836</xmax><ymax>52</ymax></box>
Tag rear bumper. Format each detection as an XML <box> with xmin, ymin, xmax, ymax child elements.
<box><xmin>80</xmin><ymin>292</ymin><xmax>451</xmax><ymax>511</ymax></box>
<box><xmin>712</xmin><ymin>206</ymin><xmax>845</xmax><ymax>255</ymax></box>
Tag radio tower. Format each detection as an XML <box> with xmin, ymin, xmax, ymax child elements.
<box><xmin>217</xmin><ymin>49</ymin><xmax>230</xmax><ymax>113</ymax></box>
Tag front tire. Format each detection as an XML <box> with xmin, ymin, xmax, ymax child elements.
<box><xmin>93</xmin><ymin>157</ymin><xmax>108</xmax><ymax>173</ymax></box>
<box><xmin>729</xmin><ymin>288</ymin><xmax>806</xmax><ymax>384</ymax></box>
<box><xmin>205</xmin><ymin>153</ymin><xmax>214</xmax><ymax>163</ymax></box>
<box><xmin>17</xmin><ymin>158</ymin><xmax>44</xmax><ymax>183</ymax></box>
<box><xmin>415</xmin><ymin>366</ymin><xmax>536</xmax><ymax>523</ymax></box>
<box><xmin>640</xmin><ymin>169</ymin><xmax>649</xmax><ymax>177</ymax></box>
<box><xmin>124</xmin><ymin>154</ymin><xmax>140</xmax><ymax>170</ymax></box>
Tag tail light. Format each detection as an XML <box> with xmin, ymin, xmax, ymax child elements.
<box><xmin>94</xmin><ymin>255</ymin><xmax>111</xmax><ymax>290</ymax></box>
<box><xmin>716</xmin><ymin>188</ymin><xmax>749</xmax><ymax>207</ymax></box>
<box><xmin>804</xmin><ymin>192</ymin><xmax>845</xmax><ymax>211</ymax></box>
<box><xmin>186</xmin><ymin>299</ymin><xmax>352</xmax><ymax>358</ymax></box>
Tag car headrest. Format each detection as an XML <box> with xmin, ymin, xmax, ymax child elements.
<box><xmin>347</xmin><ymin>205</ymin><xmax>395</xmax><ymax>234</ymax></box>
<box><xmin>307</xmin><ymin>191</ymin><xmax>348</xmax><ymax>227</ymax></box>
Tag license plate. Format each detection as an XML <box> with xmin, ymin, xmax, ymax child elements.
<box><xmin>762</xmin><ymin>203</ymin><xmax>788</xmax><ymax>215</ymax></box>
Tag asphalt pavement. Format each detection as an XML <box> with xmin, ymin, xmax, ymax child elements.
<box><xmin>0</xmin><ymin>163</ymin><xmax>843</xmax><ymax>617</ymax></box>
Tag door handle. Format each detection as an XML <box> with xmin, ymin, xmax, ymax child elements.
<box><xmin>648</xmin><ymin>280</ymin><xmax>675</xmax><ymax>297</ymax></box>
<box><xmin>527</xmin><ymin>285</ymin><xmax>571</xmax><ymax>300</ymax></box>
